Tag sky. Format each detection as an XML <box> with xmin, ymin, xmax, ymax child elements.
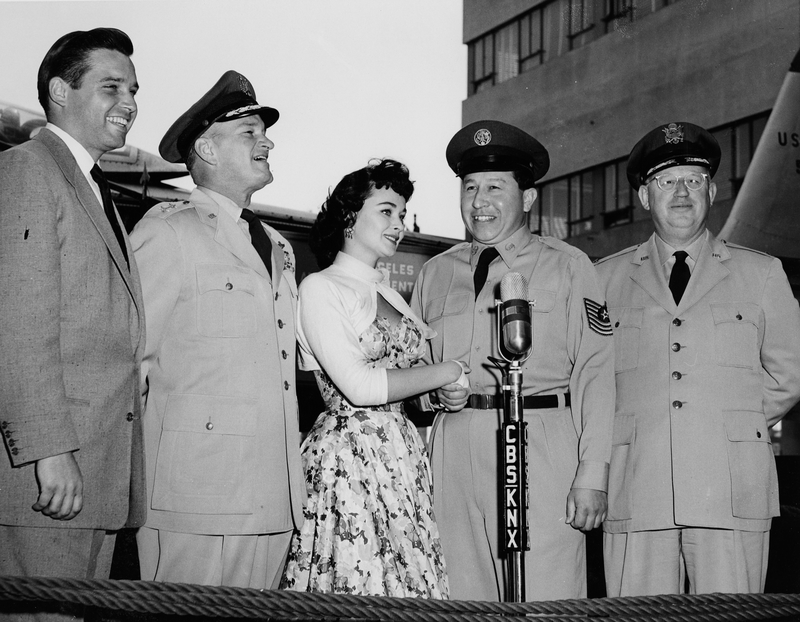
<box><xmin>0</xmin><ymin>0</ymin><xmax>468</xmax><ymax>238</ymax></box>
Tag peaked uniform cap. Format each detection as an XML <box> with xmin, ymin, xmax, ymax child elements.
<box><xmin>159</xmin><ymin>70</ymin><xmax>279</xmax><ymax>163</ymax></box>
<box><xmin>446</xmin><ymin>120</ymin><xmax>549</xmax><ymax>181</ymax></box>
<box><xmin>627</xmin><ymin>121</ymin><xmax>721</xmax><ymax>188</ymax></box>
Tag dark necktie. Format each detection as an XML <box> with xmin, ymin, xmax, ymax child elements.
<box><xmin>240</xmin><ymin>208</ymin><xmax>273</xmax><ymax>278</ymax></box>
<box><xmin>473</xmin><ymin>246</ymin><xmax>500</xmax><ymax>299</ymax></box>
<box><xmin>90</xmin><ymin>164</ymin><xmax>128</xmax><ymax>268</ymax></box>
<box><xmin>669</xmin><ymin>250</ymin><xmax>690</xmax><ymax>304</ymax></box>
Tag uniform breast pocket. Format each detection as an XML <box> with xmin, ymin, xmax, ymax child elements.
<box><xmin>609</xmin><ymin>307</ymin><xmax>643</xmax><ymax>373</ymax></box>
<box><xmin>196</xmin><ymin>264</ymin><xmax>257</xmax><ymax>338</ymax></box>
<box><xmin>425</xmin><ymin>293</ymin><xmax>470</xmax><ymax>325</ymax></box>
<box><xmin>529</xmin><ymin>289</ymin><xmax>556</xmax><ymax>359</ymax></box>
<box><xmin>152</xmin><ymin>393</ymin><xmax>257</xmax><ymax>515</ymax></box>
<box><xmin>710</xmin><ymin>303</ymin><xmax>760</xmax><ymax>369</ymax></box>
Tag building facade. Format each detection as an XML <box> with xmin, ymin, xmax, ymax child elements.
<box><xmin>462</xmin><ymin>0</ymin><xmax>799</xmax><ymax>259</ymax></box>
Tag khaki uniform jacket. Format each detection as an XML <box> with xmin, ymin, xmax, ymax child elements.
<box><xmin>595</xmin><ymin>232</ymin><xmax>800</xmax><ymax>533</ymax></box>
<box><xmin>411</xmin><ymin>228</ymin><xmax>615</xmax><ymax>492</ymax></box>
<box><xmin>0</xmin><ymin>128</ymin><xmax>146</xmax><ymax>529</ymax></box>
<box><xmin>130</xmin><ymin>189</ymin><xmax>304</xmax><ymax>535</ymax></box>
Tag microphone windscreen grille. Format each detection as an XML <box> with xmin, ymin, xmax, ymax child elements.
<box><xmin>500</xmin><ymin>272</ymin><xmax>528</xmax><ymax>302</ymax></box>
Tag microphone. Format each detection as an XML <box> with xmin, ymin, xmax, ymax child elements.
<box><xmin>499</xmin><ymin>272</ymin><xmax>532</xmax><ymax>361</ymax></box>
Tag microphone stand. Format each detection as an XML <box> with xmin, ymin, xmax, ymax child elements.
<box><xmin>490</xmin><ymin>299</ymin><xmax>533</xmax><ymax>603</ymax></box>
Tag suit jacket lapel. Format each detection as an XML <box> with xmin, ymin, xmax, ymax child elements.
<box><xmin>190</xmin><ymin>189</ymin><xmax>273</xmax><ymax>282</ymax></box>
<box><xmin>36</xmin><ymin>130</ymin><xmax>144</xmax><ymax>341</ymax></box>
<box><xmin>630</xmin><ymin>234</ymin><xmax>676</xmax><ymax>313</ymax></box>
<box><xmin>676</xmin><ymin>233</ymin><xmax>730</xmax><ymax>313</ymax></box>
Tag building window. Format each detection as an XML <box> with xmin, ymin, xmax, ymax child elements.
<box><xmin>469</xmin><ymin>33</ymin><xmax>495</xmax><ymax>94</ymax></box>
<box><xmin>519</xmin><ymin>10</ymin><xmax>544</xmax><ymax>72</ymax></box>
<box><xmin>467</xmin><ymin>0</ymin><xmax>683</xmax><ymax>95</ymax></box>
<box><xmin>495</xmin><ymin>22</ymin><xmax>520</xmax><ymax>85</ymax></box>
<box><xmin>603</xmin><ymin>0</ymin><xmax>635</xmax><ymax>33</ymax></box>
<box><xmin>568</xmin><ymin>0</ymin><xmax>598</xmax><ymax>50</ymax></box>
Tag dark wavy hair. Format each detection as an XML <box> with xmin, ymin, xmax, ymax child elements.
<box><xmin>310</xmin><ymin>158</ymin><xmax>414</xmax><ymax>269</ymax></box>
<box><xmin>37</xmin><ymin>28</ymin><xmax>134</xmax><ymax>117</ymax></box>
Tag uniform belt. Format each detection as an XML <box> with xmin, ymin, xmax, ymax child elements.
<box><xmin>468</xmin><ymin>393</ymin><xmax>570</xmax><ymax>410</ymax></box>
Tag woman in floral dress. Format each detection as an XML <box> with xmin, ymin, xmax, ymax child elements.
<box><xmin>281</xmin><ymin>159</ymin><xmax>467</xmax><ymax>598</ymax></box>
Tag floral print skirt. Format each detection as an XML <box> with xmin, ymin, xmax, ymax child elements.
<box><xmin>281</xmin><ymin>406</ymin><xmax>449</xmax><ymax>598</ymax></box>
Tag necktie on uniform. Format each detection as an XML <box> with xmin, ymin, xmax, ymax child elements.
<box><xmin>473</xmin><ymin>246</ymin><xmax>500</xmax><ymax>299</ymax></box>
<box><xmin>240</xmin><ymin>208</ymin><xmax>273</xmax><ymax>278</ymax></box>
<box><xmin>90</xmin><ymin>164</ymin><xmax>128</xmax><ymax>268</ymax></box>
<box><xmin>669</xmin><ymin>250</ymin><xmax>690</xmax><ymax>304</ymax></box>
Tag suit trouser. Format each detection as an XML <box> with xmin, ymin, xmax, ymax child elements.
<box><xmin>431</xmin><ymin>407</ymin><xmax>585</xmax><ymax>602</ymax></box>
<box><xmin>0</xmin><ymin>524</ymin><xmax>116</xmax><ymax>622</ymax></box>
<box><xmin>603</xmin><ymin>528</ymin><xmax>770</xmax><ymax>596</ymax></box>
<box><xmin>137</xmin><ymin>526</ymin><xmax>292</xmax><ymax>589</ymax></box>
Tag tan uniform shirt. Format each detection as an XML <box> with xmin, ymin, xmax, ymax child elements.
<box><xmin>410</xmin><ymin>226</ymin><xmax>614</xmax><ymax>600</ymax></box>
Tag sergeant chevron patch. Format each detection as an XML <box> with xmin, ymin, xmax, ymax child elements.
<box><xmin>584</xmin><ymin>298</ymin><xmax>613</xmax><ymax>336</ymax></box>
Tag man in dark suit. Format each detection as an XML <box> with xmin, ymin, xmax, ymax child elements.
<box><xmin>0</xmin><ymin>28</ymin><xmax>145</xmax><ymax>622</ymax></box>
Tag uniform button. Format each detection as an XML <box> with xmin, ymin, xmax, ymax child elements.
<box><xmin>278</xmin><ymin>319</ymin><xmax>284</xmax><ymax>329</ymax></box>
<box><xmin>206</xmin><ymin>421</ymin><xmax>214</xmax><ymax>430</ymax></box>
<box><xmin>672</xmin><ymin>371</ymin><xmax>682</xmax><ymax>380</ymax></box>
<box><xmin>672</xmin><ymin>400</ymin><xmax>683</xmax><ymax>409</ymax></box>
<box><xmin>284</xmin><ymin>381</ymin><xmax>290</xmax><ymax>390</ymax></box>
<box><xmin>673</xmin><ymin>318</ymin><xmax>682</xmax><ymax>327</ymax></box>
<box><xmin>11</xmin><ymin>447</ymin><xmax>18</xmax><ymax>455</ymax></box>
<box><xmin>671</xmin><ymin>343</ymin><xmax>681</xmax><ymax>352</ymax></box>
<box><xmin>282</xmin><ymin>350</ymin><xmax>288</xmax><ymax>359</ymax></box>
<box><xmin>757</xmin><ymin>430</ymin><xmax>762</xmax><ymax>438</ymax></box>
<box><xmin>736</xmin><ymin>314</ymin><xmax>743</xmax><ymax>320</ymax></box>
<box><xmin>225</xmin><ymin>282</ymin><xmax>233</xmax><ymax>290</ymax></box>
<box><xmin>615</xmin><ymin>321</ymin><xmax>620</xmax><ymax>328</ymax></box>
<box><xmin>126</xmin><ymin>412</ymin><xmax>134</xmax><ymax>422</ymax></box>
<box><xmin>8</xmin><ymin>439</ymin><xmax>15</xmax><ymax>447</ymax></box>
<box><xmin>275</xmin><ymin>293</ymin><xmax>280</xmax><ymax>301</ymax></box>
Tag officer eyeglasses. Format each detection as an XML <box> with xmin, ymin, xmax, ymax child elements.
<box><xmin>650</xmin><ymin>172</ymin><xmax>709</xmax><ymax>192</ymax></box>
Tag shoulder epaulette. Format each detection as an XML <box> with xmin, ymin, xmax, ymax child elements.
<box><xmin>150</xmin><ymin>200</ymin><xmax>192</xmax><ymax>219</ymax></box>
<box><xmin>720</xmin><ymin>239</ymin><xmax>773</xmax><ymax>258</ymax></box>
<box><xmin>593</xmin><ymin>243</ymin><xmax>640</xmax><ymax>265</ymax></box>
<box><xmin>537</xmin><ymin>235</ymin><xmax>587</xmax><ymax>259</ymax></box>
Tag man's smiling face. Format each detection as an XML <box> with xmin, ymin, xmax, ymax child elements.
<box><xmin>460</xmin><ymin>170</ymin><xmax>536</xmax><ymax>245</ymax></box>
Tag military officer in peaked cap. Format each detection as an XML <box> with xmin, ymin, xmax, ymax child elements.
<box><xmin>595</xmin><ymin>121</ymin><xmax>800</xmax><ymax>595</ymax></box>
<box><xmin>130</xmin><ymin>71</ymin><xmax>305</xmax><ymax>588</ymax></box>
<box><xmin>410</xmin><ymin>120</ymin><xmax>615</xmax><ymax>601</ymax></box>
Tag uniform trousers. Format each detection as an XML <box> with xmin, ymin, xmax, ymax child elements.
<box><xmin>431</xmin><ymin>406</ymin><xmax>584</xmax><ymax>601</ymax></box>
<box><xmin>0</xmin><ymin>524</ymin><xmax>116</xmax><ymax>622</ymax></box>
<box><xmin>604</xmin><ymin>528</ymin><xmax>769</xmax><ymax>596</ymax></box>
<box><xmin>137</xmin><ymin>526</ymin><xmax>292</xmax><ymax>589</ymax></box>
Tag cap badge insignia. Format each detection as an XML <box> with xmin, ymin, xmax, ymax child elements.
<box><xmin>474</xmin><ymin>129</ymin><xmax>492</xmax><ymax>146</ymax></box>
<box><xmin>663</xmin><ymin>123</ymin><xmax>684</xmax><ymax>145</ymax></box>
<box><xmin>238</xmin><ymin>74</ymin><xmax>253</xmax><ymax>97</ymax></box>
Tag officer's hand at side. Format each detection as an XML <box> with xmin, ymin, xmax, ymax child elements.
<box><xmin>32</xmin><ymin>451</ymin><xmax>83</xmax><ymax>520</ymax></box>
<box><xmin>566</xmin><ymin>488</ymin><xmax>607</xmax><ymax>532</ymax></box>
<box><xmin>436</xmin><ymin>384</ymin><xmax>470</xmax><ymax>412</ymax></box>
